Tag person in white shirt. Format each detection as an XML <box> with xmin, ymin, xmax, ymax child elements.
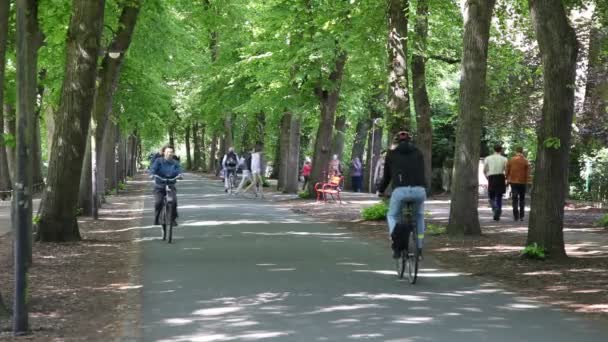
<box><xmin>242</xmin><ymin>145</ymin><xmax>264</xmax><ymax>198</ymax></box>
<box><xmin>484</xmin><ymin>144</ymin><xmax>508</xmax><ymax>221</ymax></box>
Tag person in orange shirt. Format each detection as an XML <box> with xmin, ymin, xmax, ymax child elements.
<box><xmin>506</xmin><ymin>146</ymin><xmax>530</xmax><ymax>221</ymax></box>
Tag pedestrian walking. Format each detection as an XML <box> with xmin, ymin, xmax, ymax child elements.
<box><xmin>484</xmin><ymin>144</ymin><xmax>508</xmax><ymax>221</ymax></box>
<box><xmin>350</xmin><ymin>157</ymin><xmax>363</xmax><ymax>192</ymax></box>
<box><xmin>506</xmin><ymin>146</ymin><xmax>530</xmax><ymax>221</ymax></box>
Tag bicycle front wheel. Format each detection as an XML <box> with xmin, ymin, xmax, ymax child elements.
<box><xmin>166</xmin><ymin>204</ymin><xmax>174</xmax><ymax>244</ymax></box>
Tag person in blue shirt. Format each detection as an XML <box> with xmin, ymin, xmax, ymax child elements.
<box><xmin>149</xmin><ymin>145</ymin><xmax>183</xmax><ymax>226</ymax></box>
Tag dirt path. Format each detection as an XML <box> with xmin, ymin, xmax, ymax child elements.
<box><xmin>276</xmin><ymin>191</ymin><xmax>608</xmax><ymax>318</ymax></box>
<box><xmin>0</xmin><ymin>176</ymin><xmax>147</xmax><ymax>340</ymax></box>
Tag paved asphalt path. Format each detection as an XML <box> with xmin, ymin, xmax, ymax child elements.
<box><xmin>137</xmin><ymin>173</ymin><xmax>608</xmax><ymax>342</ymax></box>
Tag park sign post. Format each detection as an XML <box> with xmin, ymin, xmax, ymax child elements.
<box><xmin>13</xmin><ymin>0</ymin><xmax>34</xmax><ymax>335</ymax></box>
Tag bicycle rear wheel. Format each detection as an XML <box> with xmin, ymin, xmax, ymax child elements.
<box><xmin>406</xmin><ymin>229</ymin><xmax>419</xmax><ymax>284</ymax></box>
<box><xmin>396</xmin><ymin>251</ymin><xmax>406</xmax><ymax>279</ymax></box>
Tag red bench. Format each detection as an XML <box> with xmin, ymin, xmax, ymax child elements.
<box><xmin>314</xmin><ymin>176</ymin><xmax>344</xmax><ymax>203</ymax></box>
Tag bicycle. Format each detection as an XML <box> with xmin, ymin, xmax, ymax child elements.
<box><xmin>393</xmin><ymin>202</ymin><xmax>420</xmax><ymax>284</ymax></box>
<box><xmin>240</xmin><ymin>173</ymin><xmax>263</xmax><ymax>199</ymax></box>
<box><xmin>153</xmin><ymin>175</ymin><xmax>181</xmax><ymax>243</ymax></box>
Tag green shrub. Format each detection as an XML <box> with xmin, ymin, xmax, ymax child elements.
<box><xmin>361</xmin><ymin>202</ymin><xmax>389</xmax><ymax>221</ymax></box>
<box><xmin>118</xmin><ymin>182</ymin><xmax>126</xmax><ymax>191</ymax></box>
<box><xmin>298</xmin><ymin>190</ymin><xmax>310</xmax><ymax>199</ymax></box>
<box><xmin>426</xmin><ymin>223</ymin><xmax>446</xmax><ymax>236</ymax></box>
<box><xmin>597</xmin><ymin>214</ymin><xmax>608</xmax><ymax>227</ymax></box>
<box><xmin>33</xmin><ymin>215</ymin><xmax>41</xmax><ymax>225</ymax></box>
<box><xmin>521</xmin><ymin>243</ymin><xmax>546</xmax><ymax>260</ymax></box>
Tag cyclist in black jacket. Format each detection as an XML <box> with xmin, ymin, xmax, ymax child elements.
<box><xmin>377</xmin><ymin>131</ymin><xmax>427</xmax><ymax>258</ymax></box>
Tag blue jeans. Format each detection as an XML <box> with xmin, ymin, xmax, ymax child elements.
<box><xmin>387</xmin><ymin>186</ymin><xmax>426</xmax><ymax>248</ymax></box>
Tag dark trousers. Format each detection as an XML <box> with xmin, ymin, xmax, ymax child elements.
<box><xmin>488</xmin><ymin>190</ymin><xmax>503</xmax><ymax>219</ymax></box>
<box><xmin>154</xmin><ymin>186</ymin><xmax>178</xmax><ymax>224</ymax></box>
<box><xmin>351</xmin><ymin>176</ymin><xmax>362</xmax><ymax>192</ymax></box>
<box><xmin>302</xmin><ymin>176</ymin><xmax>310</xmax><ymax>191</ymax></box>
<box><xmin>511</xmin><ymin>183</ymin><xmax>526</xmax><ymax>219</ymax></box>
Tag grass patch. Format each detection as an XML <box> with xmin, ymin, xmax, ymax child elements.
<box><xmin>597</xmin><ymin>214</ymin><xmax>608</xmax><ymax>227</ymax></box>
<box><xmin>426</xmin><ymin>223</ymin><xmax>446</xmax><ymax>236</ymax></box>
<box><xmin>521</xmin><ymin>243</ymin><xmax>546</xmax><ymax>260</ymax></box>
<box><xmin>298</xmin><ymin>190</ymin><xmax>311</xmax><ymax>199</ymax></box>
<box><xmin>361</xmin><ymin>201</ymin><xmax>389</xmax><ymax>221</ymax></box>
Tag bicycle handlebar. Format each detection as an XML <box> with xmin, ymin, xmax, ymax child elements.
<box><xmin>152</xmin><ymin>174</ymin><xmax>182</xmax><ymax>182</ymax></box>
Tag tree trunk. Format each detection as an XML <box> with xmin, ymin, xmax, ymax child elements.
<box><xmin>224</xmin><ymin>114</ymin><xmax>233</xmax><ymax>150</ymax></box>
<box><xmin>200</xmin><ymin>124</ymin><xmax>206</xmax><ymax>171</ymax></box>
<box><xmin>255</xmin><ymin>111</ymin><xmax>266</xmax><ymax>149</ymax></box>
<box><xmin>386</xmin><ymin>0</ymin><xmax>412</xmax><ymax>137</ymax></box>
<box><xmin>270</xmin><ymin>133</ymin><xmax>281</xmax><ymax>180</ymax></box>
<box><xmin>119</xmin><ymin>128</ymin><xmax>128</xmax><ymax>185</ymax></box>
<box><xmin>364</xmin><ymin>108</ymin><xmax>383</xmax><ymax>193</ymax></box>
<box><xmin>126</xmin><ymin>131</ymin><xmax>137</xmax><ymax>177</ymax></box>
<box><xmin>43</xmin><ymin>104</ymin><xmax>54</xmax><ymax>160</ymax></box>
<box><xmin>580</xmin><ymin>10</ymin><xmax>608</xmax><ymax>143</ymax></box>
<box><xmin>32</xmin><ymin>69</ymin><xmax>46</xmax><ymax>190</ymax></box>
<box><xmin>168</xmin><ymin>126</ymin><xmax>175</xmax><ymax>148</ymax></box>
<box><xmin>351</xmin><ymin>118</ymin><xmax>369</xmax><ymax>162</ymax></box>
<box><xmin>36</xmin><ymin>0</ymin><xmax>105</xmax><ymax>242</ymax></box>
<box><xmin>78</xmin><ymin>131</ymin><xmax>93</xmax><ymax>216</ymax></box>
<box><xmin>331</xmin><ymin>114</ymin><xmax>347</xmax><ymax>160</ymax></box>
<box><xmin>308</xmin><ymin>52</ymin><xmax>347</xmax><ymax>194</ymax></box>
<box><xmin>208</xmin><ymin>132</ymin><xmax>217</xmax><ymax>173</ymax></box>
<box><xmin>447</xmin><ymin>0</ymin><xmax>495</xmax><ymax>236</ymax></box>
<box><xmin>412</xmin><ymin>0</ymin><xmax>432</xmax><ymax>190</ymax></box>
<box><xmin>185</xmin><ymin>123</ymin><xmax>192</xmax><ymax>170</ymax></box>
<box><xmin>192</xmin><ymin>122</ymin><xmax>200</xmax><ymax>170</ymax></box>
<box><xmin>4</xmin><ymin>104</ymin><xmax>16</xmax><ymax>182</ymax></box>
<box><xmin>284</xmin><ymin>115</ymin><xmax>301</xmax><ymax>193</ymax></box>
<box><xmin>278</xmin><ymin>112</ymin><xmax>291</xmax><ymax>190</ymax></box>
<box><xmin>0</xmin><ymin>290</ymin><xmax>8</xmax><ymax>318</ymax></box>
<box><xmin>90</xmin><ymin>0</ymin><xmax>140</xmax><ymax>209</ymax></box>
<box><xmin>104</xmin><ymin>121</ymin><xmax>117</xmax><ymax>193</ymax></box>
<box><xmin>0</xmin><ymin>0</ymin><xmax>11</xmax><ymax>199</ymax></box>
<box><xmin>527</xmin><ymin>0</ymin><xmax>578</xmax><ymax>258</ymax></box>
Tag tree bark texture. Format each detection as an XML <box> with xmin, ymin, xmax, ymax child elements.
<box><xmin>223</xmin><ymin>114</ymin><xmax>233</xmax><ymax>151</ymax></box>
<box><xmin>351</xmin><ymin>118</ymin><xmax>369</xmax><ymax>162</ymax></box>
<box><xmin>185</xmin><ymin>123</ymin><xmax>192</xmax><ymax>170</ymax></box>
<box><xmin>386</xmin><ymin>0</ymin><xmax>412</xmax><ymax>137</ymax></box>
<box><xmin>447</xmin><ymin>0</ymin><xmax>495</xmax><ymax>236</ymax></box>
<box><xmin>89</xmin><ymin>0</ymin><xmax>140</xmax><ymax>212</ymax></box>
<box><xmin>308</xmin><ymin>52</ymin><xmax>347</xmax><ymax>194</ymax></box>
<box><xmin>331</xmin><ymin>114</ymin><xmax>347</xmax><ymax>160</ymax></box>
<box><xmin>278</xmin><ymin>112</ymin><xmax>292</xmax><ymax>190</ymax></box>
<box><xmin>255</xmin><ymin>111</ymin><xmax>266</xmax><ymax>150</ymax></box>
<box><xmin>37</xmin><ymin>0</ymin><xmax>106</xmax><ymax>242</ymax></box>
<box><xmin>284</xmin><ymin>115</ymin><xmax>301</xmax><ymax>193</ymax></box>
<box><xmin>78</xmin><ymin>130</ymin><xmax>93</xmax><ymax>215</ymax></box>
<box><xmin>412</xmin><ymin>0</ymin><xmax>432</xmax><ymax>190</ymax></box>
<box><xmin>527</xmin><ymin>0</ymin><xmax>578</xmax><ymax>258</ymax></box>
<box><xmin>0</xmin><ymin>0</ymin><xmax>11</xmax><ymax>199</ymax></box>
<box><xmin>364</xmin><ymin>107</ymin><xmax>383</xmax><ymax>193</ymax></box>
<box><xmin>208</xmin><ymin>132</ymin><xmax>217</xmax><ymax>173</ymax></box>
<box><xmin>580</xmin><ymin>11</ymin><xmax>608</xmax><ymax>143</ymax></box>
<box><xmin>4</xmin><ymin>104</ymin><xmax>16</xmax><ymax>181</ymax></box>
<box><xmin>192</xmin><ymin>122</ymin><xmax>200</xmax><ymax>170</ymax></box>
<box><xmin>126</xmin><ymin>131</ymin><xmax>137</xmax><ymax>177</ymax></box>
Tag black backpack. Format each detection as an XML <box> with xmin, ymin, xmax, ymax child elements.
<box><xmin>226</xmin><ymin>153</ymin><xmax>237</xmax><ymax>168</ymax></box>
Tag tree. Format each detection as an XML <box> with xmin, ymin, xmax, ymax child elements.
<box><xmin>36</xmin><ymin>0</ymin><xmax>106</xmax><ymax>242</ymax></box>
<box><xmin>308</xmin><ymin>51</ymin><xmax>347</xmax><ymax>194</ymax></box>
<box><xmin>447</xmin><ymin>0</ymin><xmax>496</xmax><ymax>236</ymax></box>
<box><xmin>0</xmin><ymin>0</ymin><xmax>11</xmax><ymax>200</ymax></box>
<box><xmin>386</xmin><ymin>0</ymin><xmax>411</xmax><ymax>136</ymax></box>
<box><xmin>412</xmin><ymin>0</ymin><xmax>432</xmax><ymax>190</ymax></box>
<box><xmin>526</xmin><ymin>0</ymin><xmax>578</xmax><ymax>258</ymax></box>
